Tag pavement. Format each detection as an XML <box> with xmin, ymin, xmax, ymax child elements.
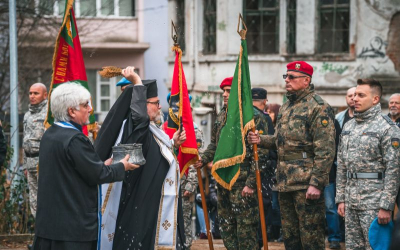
<box><xmin>0</xmin><ymin>239</ymin><xmax>346</xmax><ymax>250</ymax></box>
<box><xmin>191</xmin><ymin>239</ymin><xmax>346</xmax><ymax>249</ymax></box>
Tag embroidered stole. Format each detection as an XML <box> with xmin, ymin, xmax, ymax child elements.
<box><xmin>99</xmin><ymin>120</ymin><xmax>126</xmax><ymax>250</ymax></box>
<box><xmin>149</xmin><ymin>123</ymin><xmax>180</xmax><ymax>249</ymax></box>
<box><xmin>99</xmin><ymin>121</ymin><xmax>180</xmax><ymax>250</ymax></box>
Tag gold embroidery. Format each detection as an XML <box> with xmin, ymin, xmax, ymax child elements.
<box><xmin>162</xmin><ymin>220</ymin><xmax>172</xmax><ymax>230</ymax></box>
<box><xmin>108</xmin><ymin>232</ymin><xmax>115</xmax><ymax>242</ymax></box>
<box><xmin>165</xmin><ymin>178</ymin><xmax>174</xmax><ymax>186</ymax></box>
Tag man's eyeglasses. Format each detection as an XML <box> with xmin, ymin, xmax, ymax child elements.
<box><xmin>147</xmin><ymin>100</ymin><xmax>161</xmax><ymax>107</ymax></box>
<box><xmin>283</xmin><ymin>74</ymin><xmax>308</xmax><ymax>80</ymax></box>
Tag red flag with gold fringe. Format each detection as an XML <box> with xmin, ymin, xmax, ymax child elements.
<box><xmin>44</xmin><ymin>0</ymin><xmax>95</xmax><ymax>135</ymax></box>
<box><xmin>165</xmin><ymin>46</ymin><xmax>199</xmax><ymax>177</ymax></box>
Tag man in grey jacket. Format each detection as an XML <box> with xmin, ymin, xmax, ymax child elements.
<box><xmin>336</xmin><ymin>79</ymin><xmax>400</xmax><ymax>249</ymax></box>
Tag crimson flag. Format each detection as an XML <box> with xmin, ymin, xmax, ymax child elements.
<box><xmin>165</xmin><ymin>46</ymin><xmax>199</xmax><ymax>177</ymax></box>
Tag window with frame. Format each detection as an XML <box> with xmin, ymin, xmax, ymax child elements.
<box><xmin>203</xmin><ymin>0</ymin><xmax>216</xmax><ymax>54</ymax></box>
<box><xmin>54</xmin><ymin>0</ymin><xmax>135</xmax><ymax>17</ymax></box>
<box><xmin>243</xmin><ymin>0</ymin><xmax>280</xmax><ymax>54</ymax></box>
<box><xmin>176</xmin><ymin>0</ymin><xmax>186</xmax><ymax>53</ymax></box>
<box><xmin>287</xmin><ymin>0</ymin><xmax>296</xmax><ymax>54</ymax></box>
<box><xmin>319</xmin><ymin>0</ymin><xmax>350</xmax><ymax>53</ymax></box>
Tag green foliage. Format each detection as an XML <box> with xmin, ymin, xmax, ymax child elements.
<box><xmin>0</xmin><ymin>125</ymin><xmax>34</xmax><ymax>234</ymax></box>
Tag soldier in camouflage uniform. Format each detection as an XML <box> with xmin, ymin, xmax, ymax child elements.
<box><xmin>248</xmin><ymin>61</ymin><xmax>336</xmax><ymax>250</ymax></box>
<box><xmin>195</xmin><ymin>77</ymin><xmax>270</xmax><ymax>250</ymax></box>
<box><xmin>23</xmin><ymin>83</ymin><xmax>48</xmax><ymax>218</ymax></box>
<box><xmin>336</xmin><ymin>79</ymin><xmax>400</xmax><ymax>250</ymax></box>
<box><xmin>181</xmin><ymin>123</ymin><xmax>204</xmax><ymax>249</ymax></box>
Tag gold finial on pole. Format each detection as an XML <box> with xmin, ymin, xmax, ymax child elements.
<box><xmin>171</xmin><ymin>20</ymin><xmax>179</xmax><ymax>46</ymax></box>
<box><xmin>237</xmin><ymin>13</ymin><xmax>247</xmax><ymax>40</ymax></box>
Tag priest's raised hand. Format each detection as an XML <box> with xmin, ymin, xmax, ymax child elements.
<box><xmin>121</xmin><ymin>66</ymin><xmax>142</xmax><ymax>85</ymax></box>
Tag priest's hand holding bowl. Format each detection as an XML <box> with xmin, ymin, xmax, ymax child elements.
<box><xmin>122</xmin><ymin>66</ymin><xmax>142</xmax><ymax>85</ymax></box>
<box><xmin>105</xmin><ymin>154</ymin><xmax>140</xmax><ymax>171</ymax></box>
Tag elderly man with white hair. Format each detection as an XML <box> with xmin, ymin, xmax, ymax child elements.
<box><xmin>33</xmin><ymin>83</ymin><xmax>139</xmax><ymax>250</ymax></box>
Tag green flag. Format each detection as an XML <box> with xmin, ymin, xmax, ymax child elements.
<box><xmin>211</xmin><ymin>39</ymin><xmax>255</xmax><ymax>190</ymax></box>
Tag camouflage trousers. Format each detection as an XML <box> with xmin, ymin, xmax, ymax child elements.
<box><xmin>345</xmin><ymin>207</ymin><xmax>379</xmax><ymax>250</ymax></box>
<box><xmin>26</xmin><ymin>169</ymin><xmax>38</xmax><ymax>218</ymax></box>
<box><xmin>217</xmin><ymin>183</ymin><xmax>259</xmax><ymax>250</ymax></box>
<box><xmin>279</xmin><ymin>190</ymin><xmax>325</xmax><ymax>250</ymax></box>
<box><xmin>182</xmin><ymin>191</ymin><xmax>194</xmax><ymax>249</ymax></box>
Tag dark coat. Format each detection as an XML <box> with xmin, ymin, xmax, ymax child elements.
<box><xmin>35</xmin><ymin>123</ymin><xmax>125</xmax><ymax>242</ymax></box>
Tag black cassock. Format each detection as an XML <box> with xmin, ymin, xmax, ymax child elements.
<box><xmin>95</xmin><ymin>84</ymin><xmax>185</xmax><ymax>250</ymax></box>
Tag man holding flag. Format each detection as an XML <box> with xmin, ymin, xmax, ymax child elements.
<box><xmin>248</xmin><ymin>61</ymin><xmax>336</xmax><ymax>249</ymax></box>
<box><xmin>195</xmin><ymin>74</ymin><xmax>270</xmax><ymax>249</ymax></box>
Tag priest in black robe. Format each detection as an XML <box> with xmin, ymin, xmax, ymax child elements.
<box><xmin>95</xmin><ymin>66</ymin><xmax>187</xmax><ymax>250</ymax></box>
<box><xmin>33</xmin><ymin>83</ymin><xmax>138</xmax><ymax>250</ymax></box>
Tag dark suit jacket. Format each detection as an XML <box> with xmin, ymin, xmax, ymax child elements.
<box><xmin>35</xmin><ymin>124</ymin><xmax>125</xmax><ymax>241</ymax></box>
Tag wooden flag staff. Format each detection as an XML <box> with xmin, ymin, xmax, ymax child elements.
<box><xmin>237</xmin><ymin>13</ymin><xmax>269</xmax><ymax>250</ymax></box>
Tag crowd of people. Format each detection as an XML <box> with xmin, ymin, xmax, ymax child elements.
<box><xmin>8</xmin><ymin>60</ymin><xmax>400</xmax><ymax>250</ymax></box>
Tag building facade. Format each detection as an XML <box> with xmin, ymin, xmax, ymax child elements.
<box><xmin>168</xmin><ymin>0</ymin><xmax>400</xmax><ymax>144</ymax></box>
<box><xmin>19</xmin><ymin>0</ymin><xmax>149</xmax><ymax>121</ymax></box>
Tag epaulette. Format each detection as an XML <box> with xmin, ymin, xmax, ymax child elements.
<box><xmin>382</xmin><ymin>115</ymin><xmax>395</xmax><ymax>125</ymax></box>
<box><xmin>312</xmin><ymin>94</ymin><xmax>325</xmax><ymax>105</ymax></box>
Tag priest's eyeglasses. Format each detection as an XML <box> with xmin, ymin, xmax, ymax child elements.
<box><xmin>147</xmin><ymin>100</ymin><xmax>161</xmax><ymax>107</ymax></box>
<box><xmin>283</xmin><ymin>74</ymin><xmax>308</xmax><ymax>80</ymax></box>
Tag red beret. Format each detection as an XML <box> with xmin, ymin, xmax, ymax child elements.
<box><xmin>220</xmin><ymin>77</ymin><xmax>233</xmax><ymax>90</ymax></box>
<box><xmin>286</xmin><ymin>61</ymin><xmax>313</xmax><ymax>77</ymax></box>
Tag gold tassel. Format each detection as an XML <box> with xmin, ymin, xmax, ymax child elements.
<box><xmin>98</xmin><ymin>66</ymin><xmax>122</xmax><ymax>78</ymax></box>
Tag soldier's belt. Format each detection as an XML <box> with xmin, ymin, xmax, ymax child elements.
<box><xmin>280</xmin><ymin>152</ymin><xmax>313</xmax><ymax>161</ymax></box>
<box><xmin>347</xmin><ymin>172</ymin><xmax>384</xmax><ymax>180</ymax></box>
<box><xmin>25</xmin><ymin>152</ymin><xmax>39</xmax><ymax>158</ymax></box>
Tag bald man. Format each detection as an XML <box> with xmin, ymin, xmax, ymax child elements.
<box><xmin>23</xmin><ymin>83</ymin><xmax>48</xmax><ymax>218</ymax></box>
<box><xmin>336</xmin><ymin>87</ymin><xmax>356</xmax><ymax>128</ymax></box>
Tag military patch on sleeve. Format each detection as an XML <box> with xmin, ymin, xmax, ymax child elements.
<box><xmin>391</xmin><ymin>138</ymin><xmax>400</xmax><ymax>149</ymax></box>
<box><xmin>320</xmin><ymin>116</ymin><xmax>329</xmax><ymax>127</ymax></box>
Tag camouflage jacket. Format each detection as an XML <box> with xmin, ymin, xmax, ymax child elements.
<box><xmin>181</xmin><ymin>123</ymin><xmax>204</xmax><ymax>193</ymax></box>
<box><xmin>201</xmin><ymin>106</ymin><xmax>270</xmax><ymax>189</ymax></box>
<box><xmin>259</xmin><ymin>84</ymin><xmax>335</xmax><ymax>192</ymax></box>
<box><xmin>23</xmin><ymin>100</ymin><xmax>47</xmax><ymax>155</ymax></box>
<box><xmin>336</xmin><ymin>104</ymin><xmax>400</xmax><ymax>211</ymax></box>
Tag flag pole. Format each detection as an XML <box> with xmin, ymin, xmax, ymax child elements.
<box><xmin>237</xmin><ymin>14</ymin><xmax>269</xmax><ymax>250</ymax></box>
<box><xmin>171</xmin><ymin>20</ymin><xmax>214</xmax><ymax>250</ymax></box>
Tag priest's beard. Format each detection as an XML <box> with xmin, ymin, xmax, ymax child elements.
<box><xmin>154</xmin><ymin>110</ymin><xmax>164</xmax><ymax>128</ymax></box>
